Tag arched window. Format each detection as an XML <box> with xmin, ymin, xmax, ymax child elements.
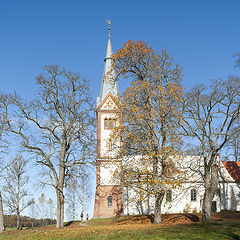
<box><xmin>108</xmin><ymin>196</ymin><xmax>112</xmax><ymax>207</ymax></box>
<box><xmin>104</xmin><ymin>118</ymin><xmax>116</xmax><ymax>129</ymax></box>
<box><xmin>104</xmin><ymin>118</ymin><xmax>108</xmax><ymax>129</ymax></box>
<box><xmin>166</xmin><ymin>190</ymin><xmax>172</xmax><ymax>202</ymax></box>
<box><xmin>109</xmin><ymin>118</ymin><xmax>113</xmax><ymax>129</ymax></box>
<box><xmin>191</xmin><ymin>189</ymin><xmax>197</xmax><ymax>201</ymax></box>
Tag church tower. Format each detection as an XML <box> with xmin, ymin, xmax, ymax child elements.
<box><xmin>93</xmin><ymin>22</ymin><xmax>122</xmax><ymax>218</ymax></box>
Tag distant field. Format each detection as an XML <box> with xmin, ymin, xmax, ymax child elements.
<box><xmin>0</xmin><ymin>212</ymin><xmax>240</xmax><ymax>240</ymax></box>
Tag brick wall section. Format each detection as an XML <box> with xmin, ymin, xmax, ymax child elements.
<box><xmin>94</xmin><ymin>184</ymin><xmax>122</xmax><ymax>217</ymax></box>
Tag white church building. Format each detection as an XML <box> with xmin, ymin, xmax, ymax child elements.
<box><xmin>93</xmin><ymin>27</ymin><xmax>240</xmax><ymax>218</ymax></box>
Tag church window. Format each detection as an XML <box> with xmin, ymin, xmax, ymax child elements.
<box><xmin>109</xmin><ymin>118</ymin><xmax>113</xmax><ymax>128</ymax></box>
<box><xmin>108</xmin><ymin>196</ymin><xmax>112</xmax><ymax>207</ymax></box>
<box><xmin>104</xmin><ymin>118</ymin><xmax>108</xmax><ymax>129</ymax></box>
<box><xmin>104</xmin><ymin>118</ymin><xmax>116</xmax><ymax>129</ymax></box>
<box><xmin>166</xmin><ymin>190</ymin><xmax>172</xmax><ymax>202</ymax></box>
<box><xmin>191</xmin><ymin>189</ymin><xmax>197</xmax><ymax>201</ymax></box>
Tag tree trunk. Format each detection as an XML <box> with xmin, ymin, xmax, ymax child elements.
<box><xmin>72</xmin><ymin>188</ymin><xmax>75</xmax><ymax>221</ymax></box>
<box><xmin>0</xmin><ymin>191</ymin><xmax>5</xmax><ymax>232</ymax></box>
<box><xmin>202</xmin><ymin>164</ymin><xmax>219</xmax><ymax>222</ymax></box>
<box><xmin>56</xmin><ymin>188</ymin><xmax>64</xmax><ymax>228</ymax></box>
<box><xmin>17</xmin><ymin>170</ymin><xmax>20</xmax><ymax>229</ymax></box>
<box><xmin>16</xmin><ymin>212</ymin><xmax>20</xmax><ymax>229</ymax></box>
<box><xmin>56</xmin><ymin>146</ymin><xmax>66</xmax><ymax>228</ymax></box>
<box><xmin>154</xmin><ymin>191</ymin><xmax>164</xmax><ymax>224</ymax></box>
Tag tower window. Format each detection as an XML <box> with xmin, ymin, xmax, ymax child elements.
<box><xmin>108</xmin><ymin>196</ymin><xmax>112</xmax><ymax>207</ymax></box>
<box><xmin>104</xmin><ymin>118</ymin><xmax>116</xmax><ymax>129</ymax></box>
<box><xmin>191</xmin><ymin>189</ymin><xmax>197</xmax><ymax>201</ymax></box>
<box><xmin>109</xmin><ymin>118</ymin><xmax>113</xmax><ymax>128</ymax></box>
<box><xmin>104</xmin><ymin>118</ymin><xmax>108</xmax><ymax>129</ymax></box>
<box><xmin>166</xmin><ymin>190</ymin><xmax>172</xmax><ymax>202</ymax></box>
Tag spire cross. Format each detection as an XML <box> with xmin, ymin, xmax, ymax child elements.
<box><xmin>106</xmin><ymin>19</ymin><xmax>111</xmax><ymax>38</ymax></box>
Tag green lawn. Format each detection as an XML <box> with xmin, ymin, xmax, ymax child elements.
<box><xmin>0</xmin><ymin>220</ymin><xmax>240</xmax><ymax>240</ymax></box>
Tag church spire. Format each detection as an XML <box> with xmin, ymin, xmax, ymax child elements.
<box><xmin>96</xmin><ymin>20</ymin><xmax>119</xmax><ymax>108</ymax></box>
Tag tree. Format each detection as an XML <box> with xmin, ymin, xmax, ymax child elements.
<box><xmin>0</xmin><ymin>94</ymin><xmax>10</xmax><ymax>232</ymax></box>
<box><xmin>38</xmin><ymin>193</ymin><xmax>46</xmax><ymax>219</ymax></box>
<box><xmin>6</xmin><ymin>65</ymin><xmax>95</xmax><ymax>228</ymax></box>
<box><xmin>66</xmin><ymin>168</ymin><xmax>78</xmax><ymax>221</ymax></box>
<box><xmin>4</xmin><ymin>155</ymin><xmax>33</xmax><ymax>229</ymax></box>
<box><xmin>225</xmin><ymin>116</ymin><xmax>240</xmax><ymax>161</ymax></box>
<box><xmin>0</xmin><ymin>191</ymin><xmax>4</xmax><ymax>231</ymax></box>
<box><xmin>181</xmin><ymin>77</ymin><xmax>240</xmax><ymax>221</ymax></box>
<box><xmin>47</xmin><ymin>198</ymin><xmax>54</xmax><ymax>220</ymax></box>
<box><xmin>30</xmin><ymin>198</ymin><xmax>36</xmax><ymax>219</ymax></box>
<box><xmin>66</xmin><ymin>164</ymin><xmax>92</xmax><ymax>221</ymax></box>
<box><xmin>112</xmin><ymin>40</ymin><xmax>184</xmax><ymax>223</ymax></box>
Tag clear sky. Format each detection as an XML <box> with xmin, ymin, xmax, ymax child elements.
<box><xmin>0</xmin><ymin>0</ymin><xmax>239</xmax><ymax>100</ymax></box>
<box><xmin>0</xmin><ymin>0</ymin><xmax>239</xmax><ymax>219</ymax></box>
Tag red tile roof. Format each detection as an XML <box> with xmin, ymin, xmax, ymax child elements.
<box><xmin>222</xmin><ymin>161</ymin><xmax>240</xmax><ymax>182</ymax></box>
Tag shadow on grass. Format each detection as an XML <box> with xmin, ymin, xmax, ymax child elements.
<box><xmin>146</xmin><ymin>214</ymin><xmax>154</xmax><ymax>223</ymax></box>
<box><xmin>227</xmin><ymin>233</ymin><xmax>240</xmax><ymax>240</ymax></box>
<box><xmin>184</xmin><ymin>213</ymin><xmax>200</xmax><ymax>222</ymax></box>
<box><xmin>64</xmin><ymin>221</ymin><xmax>74</xmax><ymax>227</ymax></box>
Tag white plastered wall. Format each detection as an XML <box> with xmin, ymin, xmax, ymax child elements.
<box><xmin>122</xmin><ymin>156</ymin><xmax>240</xmax><ymax>215</ymax></box>
<box><xmin>100</xmin><ymin>112</ymin><xmax>120</xmax><ymax>158</ymax></box>
<box><xmin>100</xmin><ymin>161</ymin><xmax>121</xmax><ymax>185</ymax></box>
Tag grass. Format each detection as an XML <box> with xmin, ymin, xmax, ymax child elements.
<box><xmin>0</xmin><ymin>214</ymin><xmax>240</xmax><ymax>240</ymax></box>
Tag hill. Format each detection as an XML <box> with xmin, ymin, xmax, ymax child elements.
<box><xmin>0</xmin><ymin>212</ymin><xmax>240</xmax><ymax>240</ymax></box>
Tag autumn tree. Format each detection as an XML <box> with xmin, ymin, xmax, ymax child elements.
<box><xmin>6</xmin><ymin>65</ymin><xmax>95</xmax><ymax>228</ymax></box>
<box><xmin>181</xmin><ymin>77</ymin><xmax>240</xmax><ymax>221</ymax></box>
<box><xmin>4</xmin><ymin>155</ymin><xmax>33</xmax><ymax>229</ymax></box>
<box><xmin>112</xmin><ymin>40</ymin><xmax>184</xmax><ymax>224</ymax></box>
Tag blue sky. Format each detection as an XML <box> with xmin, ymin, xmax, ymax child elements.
<box><xmin>0</xmin><ymin>0</ymin><xmax>239</xmax><ymax>219</ymax></box>
<box><xmin>0</xmin><ymin>0</ymin><xmax>239</xmax><ymax>100</ymax></box>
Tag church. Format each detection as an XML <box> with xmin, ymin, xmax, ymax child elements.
<box><xmin>93</xmin><ymin>26</ymin><xmax>240</xmax><ymax>218</ymax></box>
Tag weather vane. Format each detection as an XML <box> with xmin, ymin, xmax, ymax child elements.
<box><xmin>106</xmin><ymin>19</ymin><xmax>111</xmax><ymax>37</ymax></box>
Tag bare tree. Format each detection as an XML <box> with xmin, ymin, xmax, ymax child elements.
<box><xmin>181</xmin><ymin>77</ymin><xmax>240</xmax><ymax>221</ymax></box>
<box><xmin>6</xmin><ymin>65</ymin><xmax>95</xmax><ymax>228</ymax></box>
<box><xmin>4</xmin><ymin>155</ymin><xmax>33</xmax><ymax>229</ymax></box>
<box><xmin>47</xmin><ymin>197</ymin><xmax>54</xmax><ymax>220</ymax></box>
<box><xmin>0</xmin><ymin>94</ymin><xmax>9</xmax><ymax>232</ymax></box>
<box><xmin>38</xmin><ymin>193</ymin><xmax>46</xmax><ymax>219</ymax></box>
<box><xmin>66</xmin><ymin>164</ymin><xmax>92</xmax><ymax>221</ymax></box>
<box><xmin>66</xmin><ymin>167</ymin><xmax>78</xmax><ymax>221</ymax></box>
<box><xmin>225</xmin><ymin>117</ymin><xmax>240</xmax><ymax>161</ymax></box>
<box><xmin>0</xmin><ymin>191</ymin><xmax>4</xmax><ymax>231</ymax></box>
<box><xmin>30</xmin><ymin>198</ymin><xmax>36</xmax><ymax>219</ymax></box>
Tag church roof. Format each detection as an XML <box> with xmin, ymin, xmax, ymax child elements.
<box><xmin>96</xmin><ymin>28</ymin><xmax>119</xmax><ymax>108</ymax></box>
<box><xmin>222</xmin><ymin>161</ymin><xmax>240</xmax><ymax>183</ymax></box>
